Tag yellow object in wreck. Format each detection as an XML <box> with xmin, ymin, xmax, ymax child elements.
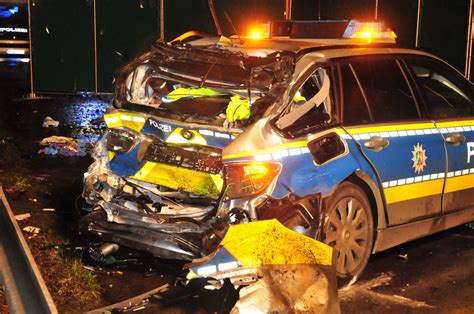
<box><xmin>103</xmin><ymin>112</ymin><xmax>147</xmax><ymax>132</ymax></box>
<box><xmin>165</xmin><ymin>87</ymin><xmax>220</xmax><ymax>102</ymax></box>
<box><xmin>221</xmin><ymin>219</ymin><xmax>333</xmax><ymax>266</ymax></box>
<box><xmin>226</xmin><ymin>95</ymin><xmax>251</xmax><ymax>123</ymax></box>
<box><xmin>130</xmin><ymin>161</ymin><xmax>223</xmax><ymax>199</ymax></box>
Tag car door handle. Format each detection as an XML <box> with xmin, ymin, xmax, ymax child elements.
<box><xmin>364</xmin><ymin>136</ymin><xmax>390</xmax><ymax>152</ymax></box>
<box><xmin>445</xmin><ymin>132</ymin><xmax>466</xmax><ymax>147</ymax></box>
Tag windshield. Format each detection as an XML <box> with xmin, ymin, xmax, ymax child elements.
<box><xmin>124</xmin><ymin>64</ymin><xmax>269</xmax><ymax>128</ymax></box>
<box><xmin>115</xmin><ymin>42</ymin><xmax>295</xmax><ymax>128</ymax></box>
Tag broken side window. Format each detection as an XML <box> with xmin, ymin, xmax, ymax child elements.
<box><xmin>275</xmin><ymin>66</ymin><xmax>337</xmax><ymax>137</ymax></box>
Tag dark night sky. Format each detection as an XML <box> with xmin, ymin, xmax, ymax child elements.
<box><xmin>165</xmin><ymin>0</ymin><xmax>471</xmax><ymax>74</ymax></box>
<box><xmin>22</xmin><ymin>0</ymin><xmax>473</xmax><ymax>92</ymax></box>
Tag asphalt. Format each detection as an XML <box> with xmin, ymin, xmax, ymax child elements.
<box><xmin>0</xmin><ymin>68</ymin><xmax>473</xmax><ymax>313</ymax></box>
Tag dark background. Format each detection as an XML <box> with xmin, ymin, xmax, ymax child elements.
<box><xmin>27</xmin><ymin>0</ymin><xmax>472</xmax><ymax>93</ymax></box>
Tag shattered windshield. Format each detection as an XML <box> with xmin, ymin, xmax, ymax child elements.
<box><xmin>115</xmin><ymin>42</ymin><xmax>295</xmax><ymax>128</ymax></box>
<box><xmin>125</xmin><ymin>64</ymin><xmax>266</xmax><ymax>127</ymax></box>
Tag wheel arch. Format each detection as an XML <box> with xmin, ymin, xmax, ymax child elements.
<box><xmin>326</xmin><ymin>170</ymin><xmax>388</xmax><ymax>231</ymax></box>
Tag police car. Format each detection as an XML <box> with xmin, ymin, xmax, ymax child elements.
<box><xmin>0</xmin><ymin>3</ymin><xmax>29</xmax><ymax>69</ymax></box>
<box><xmin>82</xmin><ymin>20</ymin><xmax>474</xmax><ymax>282</ymax></box>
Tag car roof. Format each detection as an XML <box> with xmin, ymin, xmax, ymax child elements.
<box><xmin>298</xmin><ymin>46</ymin><xmax>435</xmax><ymax>61</ymax></box>
<box><xmin>193</xmin><ymin>36</ymin><xmax>436</xmax><ymax>61</ymax></box>
<box><xmin>177</xmin><ymin>34</ymin><xmax>457</xmax><ymax>78</ymax></box>
<box><xmin>291</xmin><ymin>46</ymin><xmax>444</xmax><ymax>80</ymax></box>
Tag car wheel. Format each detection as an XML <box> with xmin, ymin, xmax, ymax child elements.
<box><xmin>322</xmin><ymin>182</ymin><xmax>374</xmax><ymax>283</ymax></box>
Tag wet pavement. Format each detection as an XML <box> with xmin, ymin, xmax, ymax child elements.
<box><xmin>340</xmin><ymin>226</ymin><xmax>474</xmax><ymax>313</ymax></box>
<box><xmin>0</xmin><ymin>69</ymin><xmax>473</xmax><ymax>313</ymax></box>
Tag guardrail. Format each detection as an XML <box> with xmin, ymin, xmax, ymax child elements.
<box><xmin>0</xmin><ymin>186</ymin><xmax>57</xmax><ymax>314</ymax></box>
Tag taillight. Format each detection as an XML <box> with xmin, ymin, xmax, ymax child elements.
<box><xmin>224</xmin><ymin>162</ymin><xmax>282</xmax><ymax>200</ymax></box>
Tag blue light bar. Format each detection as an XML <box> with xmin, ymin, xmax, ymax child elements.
<box><xmin>6</xmin><ymin>49</ymin><xmax>25</xmax><ymax>55</ymax></box>
<box><xmin>0</xmin><ymin>57</ymin><xmax>29</xmax><ymax>63</ymax></box>
<box><xmin>0</xmin><ymin>6</ymin><xmax>19</xmax><ymax>18</ymax></box>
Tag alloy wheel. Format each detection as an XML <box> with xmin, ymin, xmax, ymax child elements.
<box><xmin>324</xmin><ymin>197</ymin><xmax>370</xmax><ymax>276</ymax></box>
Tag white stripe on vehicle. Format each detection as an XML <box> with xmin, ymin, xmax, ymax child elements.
<box><xmin>382</xmin><ymin>168</ymin><xmax>474</xmax><ymax>189</ymax></box>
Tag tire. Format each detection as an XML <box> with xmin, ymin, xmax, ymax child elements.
<box><xmin>322</xmin><ymin>181</ymin><xmax>374</xmax><ymax>283</ymax></box>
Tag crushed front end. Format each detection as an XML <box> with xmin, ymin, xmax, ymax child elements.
<box><xmin>80</xmin><ymin>39</ymin><xmax>295</xmax><ymax>261</ymax></box>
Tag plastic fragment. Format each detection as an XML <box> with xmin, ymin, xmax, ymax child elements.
<box><xmin>15</xmin><ymin>213</ymin><xmax>31</xmax><ymax>221</ymax></box>
<box><xmin>398</xmin><ymin>254</ymin><xmax>408</xmax><ymax>261</ymax></box>
<box><xmin>42</xmin><ymin>116</ymin><xmax>59</xmax><ymax>128</ymax></box>
<box><xmin>23</xmin><ymin>226</ymin><xmax>40</xmax><ymax>234</ymax></box>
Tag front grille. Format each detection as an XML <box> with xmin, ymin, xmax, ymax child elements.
<box><xmin>144</xmin><ymin>143</ymin><xmax>222</xmax><ymax>174</ymax></box>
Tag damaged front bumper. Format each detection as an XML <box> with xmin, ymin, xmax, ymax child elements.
<box><xmin>81</xmin><ymin>121</ymin><xmax>326</xmax><ymax>261</ymax></box>
<box><xmin>81</xmin><ymin>130</ymin><xmax>230</xmax><ymax>261</ymax></box>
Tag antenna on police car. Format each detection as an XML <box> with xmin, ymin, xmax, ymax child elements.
<box><xmin>224</xmin><ymin>10</ymin><xmax>244</xmax><ymax>44</ymax></box>
<box><xmin>208</xmin><ymin>0</ymin><xmax>222</xmax><ymax>36</ymax></box>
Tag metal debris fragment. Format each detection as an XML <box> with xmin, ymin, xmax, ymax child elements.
<box><xmin>83</xmin><ymin>266</ymin><xmax>95</xmax><ymax>272</ymax></box>
<box><xmin>399</xmin><ymin>254</ymin><xmax>408</xmax><ymax>260</ymax></box>
<box><xmin>23</xmin><ymin>226</ymin><xmax>40</xmax><ymax>234</ymax></box>
<box><xmin>42</xmin><ymin>116</ymin><xmax>59</xmax><ymax>128</ymax></box>
<box><xmin>15</xmin><ymin>213</ymin><xmax>31</xmax><ymax>221</ymax></box>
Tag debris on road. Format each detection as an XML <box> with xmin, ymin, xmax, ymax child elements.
<box><xmin>38</xmin><ymin>136</ymin><xmax>90</xmax><ymax>157</ymax></box>
<box><xmin>339</xmin><ymin>271</ymin><xmax>434</xmax><ymax>309</ymax></box>
<box><xmin>89</xmin><ymin>243</ymin><xmax>120</xmax><ymax>264</ymax></box>
<box><xmin>34</xmin><ymin>176</ymin><xmax>48</xmax><ymax>182</ymax></box>
<box><xmin>42</xmin><ymin>208</ymin><xmax>56</xmax><ymax>212</ymax></box>
<box><xmin>339</xmin><ymin>272</ymin><xmax>393</xmax><ymax>296</ymax></box>
<box><xmin>88</xmin><ymin>284</ymin><xmax>170</xmax><ymax>313</ymax></box>
<box><xmin>83</xmin><ymin>266</ymin><xmax>95</xmax><ymax>272</ymax></box>
<box><xmin>15</xmin><ymin>213</ymin><xmax>31</xmax><ymax>221</ymax></box>
<box><xmin>42</xmin><ymin>116</ymin><xmax>60</xmax><ymax>128</ymax></box>
<box><xmin>111</xmin><ymin>270</ymin><xmax>123</xmax><ymax>276</ymax></box>
<box><xmin>39</xmin><ymin>136</ymin><xmax>76</xmax><ymax>146</ymax></box>
<box><xmin>399</xmin><ymin>254</ymin><xmax>408</xmax><ymax>261</ymax></box>
<box><xmin>184</xmin><ymin>220</ymin><xmax>340</xmax><ymax>313</ymax></box>
<box><xmin>23</xmin><ymin>226</ymin><xmax>40</xmax><ymax>234</ymax></box>
<box><xmin>85</xmin><ymin>220</ymin><xmax>340</xmax><ymax>313</ymax></box>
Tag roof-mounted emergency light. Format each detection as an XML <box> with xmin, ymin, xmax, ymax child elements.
<box><xmin>342</xmin><ymin>20</ymin><xmax>396</xmax><ymax>42</ymax></box>
<box><xmin>247</xmin><ymin>22</ymin><xmax>271</xmax><ymax>39</ymax></box>
<box><xmin>246</xmin><ymin>19</ymin><xmax>397</xmax><ymax>44</ymax></box>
